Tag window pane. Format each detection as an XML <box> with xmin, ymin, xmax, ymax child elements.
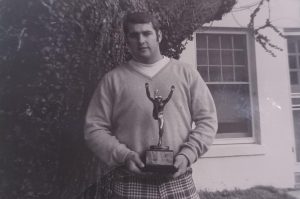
<box><xmin>222</xmin><ymin>50</ymin><xmax>233</xmax><ymax>65</ymax></box>
<box><xmin>221</xmin><ymin>35</ymin><xmax>232</xmax><ymax>49</ymax></box>
<box><xmin>235</xmin><ymin>67</ymin><xmax>249</xmax><ymax>82</ymax></box>
<box><xmin>210</xmin><ymin>67</ymin><xmax>221</xmax><ymax>81</ymax></box>
<box><xmin>233</xmin><ymin>35</ymin><xmax>246</xmax><ymax>49</ymax></box>
<box><xmin>208</xmin><ymin>35</ymin><xmax>220</xmax><ymax>49</ymax></box>
<box><xmin>218</xmin><ymin>121</ymin><xmax>251</xmax><ymax>134</ymax></box>
<box><xmin>291</xmin><ymin>72</ymin><xmax>299</xmax><ymax>85</ymax></box>
<box><xmin>197</xmin><ymin>50</ymin><xmax>208</xmax><ymax>65</ymax></box>
<box><xmin>288</xmin><ymin>41</ymin><xmax>296</xmax><ymax>53</ymax></box>
<box><xmin>289</xmin><ymin>55</ymin><xmax>297</xmax><ymax>69</ymax></box>
<box><xmin>207</xmin><ymin>84</ymin><xmax>252</xmax><ymax>137</ymax></box>
<box><xmin>223</xmin><ymin>67</ymin><xmax>234</xmax><ymax>81</ymax></box>
<box><xmin>208</xmin><ymin>50</ymin><xmax>220</xmax><ymax>65</ymax></box>
<box><xmin>288</xmin><ymin>37</ymin><xmax>300</xmax><ymax>93</ymax></box>
<box><xmin>196</xmin><ymin>34</ymin><xmax>207</xmax><ymax>49</ymax></box>
<box><xmin>293</xmin><ymin>110</ymin><xmax>300</xmax><ymax>162</ymax></box>
<box><xmin>292</xmin><ymin>97</ymin><xmax>300</xmax><ymax>105</ymax></box>
<box><xmin>234</xmin><ymin>50</ymin><xmax>246</xmax><ymax>65</ymax></box>
<box><xmin>198</xmin><ymin>66</ymin><xmax>208</xmax><ymax>82</ymax></box>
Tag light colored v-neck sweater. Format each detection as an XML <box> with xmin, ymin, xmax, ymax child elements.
<box><xmin>84</xmin><ymin>58</ymin><xmax>217</xmax><ymax>167</ymax></box>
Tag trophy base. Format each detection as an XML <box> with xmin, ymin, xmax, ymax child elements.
<box><xmin>143</xmin><ymin>145</ymin><xmax>177</xmax><ymax>174</ymax></box>
<box><xmin>142</xmin><ymin>165</ymin><xmax>177</xmax><ymax>173</ymax></box>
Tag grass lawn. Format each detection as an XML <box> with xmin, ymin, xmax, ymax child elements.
<box><xmin>198</xmin><ymin>186</ymin><xmax>297</xmax><ymax>199</ymax></box>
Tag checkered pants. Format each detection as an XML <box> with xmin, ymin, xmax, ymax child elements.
<box><xmin>89</xmin><ymin>168</ymin><xmax>200</xmax><ymax>199</ymax></box>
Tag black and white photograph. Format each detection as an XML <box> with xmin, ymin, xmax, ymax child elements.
<box><xmin>0</xmin><ymin>0</ymin><xmax>300</xmax><ymax>198</ymax></box>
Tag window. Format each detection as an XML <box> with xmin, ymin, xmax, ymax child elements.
<box><xmin>287</xmin><ymin>36</ymin><xmax>300</xmax><ymax>93</ymax></box>
<box><xmin>287</xmin><ymin>35</ymin><xmax>300</xmax><ymax>161</ymax></box>
<box><xmin>196</xmin><ymin>30</ymin><xmax>258</xmax><ymax>141</ymax></box>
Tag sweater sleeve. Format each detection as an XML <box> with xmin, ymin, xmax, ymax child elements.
<box><xmin>178</xmin><ymin>69</ymin><xmax>218</xmax><ymax>165</ymax></box>
<box><xmin>84</xmin><ymin>75</ymin><xmax>132</xmax><ymax>167</ymax></box>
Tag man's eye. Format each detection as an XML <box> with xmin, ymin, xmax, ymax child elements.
<box><xmin>143</xmin><ymin>32</ymin><xmax>152</xmax><ymax>36</ymax></box>
<box><xmin>128</xmin><ymin>33</ymin><xmax>139</xmax><ymax>38</ymax></box>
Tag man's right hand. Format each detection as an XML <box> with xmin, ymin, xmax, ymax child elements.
<box><xmin>125</xmin><ymin>151</ymin><xmax>145</xmax><ymax>175</ymax></box>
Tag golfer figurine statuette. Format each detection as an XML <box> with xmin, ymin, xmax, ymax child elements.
<box><xmin>143</xmin><ymin>83</ymin><xmax>177</xmax><ymax>173</ymax></box>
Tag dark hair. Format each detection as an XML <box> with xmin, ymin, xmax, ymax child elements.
<box><xmin>123</xmin><ymin>12</ymin><xmax>161</xmax><ymax>36</ymax></box>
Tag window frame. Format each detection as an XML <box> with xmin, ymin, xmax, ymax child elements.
<box><xmin>194</xmin><ymin>27</ymin><xmax>261</xmax><ymax>145</ymax></box>
<box><xmin>284</xmin><ymin>28</ymin><xmax>300</xmax><ymax>163</ymax></box>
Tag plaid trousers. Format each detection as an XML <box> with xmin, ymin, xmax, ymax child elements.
<box><xmin>83</xmin><ymin>168</ymin><xmax>200</xmax><ymax>199</ymax></box>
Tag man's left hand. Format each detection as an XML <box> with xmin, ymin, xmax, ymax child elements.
<box><xmin>172</xmin><ymin>154</ymin><xmax>189</xmax><ymax>178</ymax></box>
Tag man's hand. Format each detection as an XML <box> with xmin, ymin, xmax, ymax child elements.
<box><xmin>125</xmin><ymin>151</ymin><xmax>145</xmax><ymax>175</ymax></box>
<box><xmin>172</xmin><ymin>154</ymin><xmax>189</xmax><ymax>178</ymax></box>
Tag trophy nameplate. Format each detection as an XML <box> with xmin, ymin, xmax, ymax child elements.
<box><xmin>142</xmin><ymin>83</ymin><xmax>177</xmax><ymax>174</ymax></box>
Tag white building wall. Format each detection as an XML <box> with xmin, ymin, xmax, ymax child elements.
<box><xmin>179</xmin><ymin>0</ymin><xmax>300</xmax><ymax>191</ymax></box>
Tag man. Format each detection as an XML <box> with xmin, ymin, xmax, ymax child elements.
<box><xmin>84</xmin><ymin>12</ymin><xmax>217</xmax><ymax>199</ymax></box>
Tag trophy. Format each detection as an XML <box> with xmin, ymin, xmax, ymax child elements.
<box><xmin>142</xmin><ymin>83</ymin><xmax>177</xmax><ymax>174</ymax></box>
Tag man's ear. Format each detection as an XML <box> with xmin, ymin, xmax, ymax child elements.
<box><xmin>157</xmin><ymin>30</ymin><xmax>162</xmax><ymax>43</ymax></box>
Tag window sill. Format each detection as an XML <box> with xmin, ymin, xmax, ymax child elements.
<box><xmin>202</xmin><ymin>143</ymin><xmax>266</xmax><ymax>158</ymax></box>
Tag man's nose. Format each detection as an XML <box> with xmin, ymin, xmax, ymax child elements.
<box><xmin>138</xmin><ymin>34</ymin><xmax>146</xmax><ymax>43</ymax></box>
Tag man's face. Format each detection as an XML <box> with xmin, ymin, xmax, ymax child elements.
<box><xmin>126</xmin><ymin>22</ymin><xmax>162</xmax><ymax>64</ymax></box>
